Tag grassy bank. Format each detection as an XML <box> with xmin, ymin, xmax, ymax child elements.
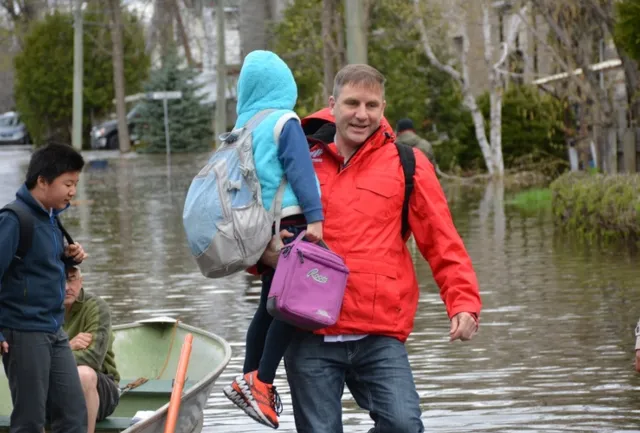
<box><xmin>507</xmin><ymin>188</ymin><xmax>552</xmax><ymax>213</ymax></box>
<box><xmin>550</xmin><ymin>172</ymin><xmax>640</xmax><ymax>242</ymax></box>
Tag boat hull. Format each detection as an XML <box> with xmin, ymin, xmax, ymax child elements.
<box><xmin>0</xmin><ymin>318</ymin><xmax>232</xmax><ymax>432</ymax></box>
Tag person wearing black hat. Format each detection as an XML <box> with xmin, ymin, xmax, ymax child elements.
<box><xmin>395</xmin><ymin>118</ymin><xmax>435</xmax><ymax>165</ymax></box>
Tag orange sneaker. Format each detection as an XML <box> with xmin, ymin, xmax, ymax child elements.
<box><xmin>223</xmin><ymin>376</ymin><xmax>261</xmax><ymax>423</ymax></box>
<box><xmin>240</xmin><ymin>370</ymin><xmax>283</xmax><ymax>429</ymax></box>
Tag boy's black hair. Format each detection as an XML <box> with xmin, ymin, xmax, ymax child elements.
<box><xmin>25</xmin><ymin>144</ymin><xmax>85</xmax><ymax>189</ymax></box>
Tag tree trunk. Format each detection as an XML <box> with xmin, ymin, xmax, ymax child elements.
<box><xmin>173</xmin><ymin>0</ymin><xmax>194</xmax><ymax>67</ymax></box>
<box><xmin>489</xmin><ymin>90</ymin><xmax>504</xmax><ymax>175</ymax></box>
<box><xmin>482</xmin><ymin>1</ymin><xmax>504</xmax><ymax>176</ymax></box>
<box><xmin>414</xmin><ymin>0</ymin><xmax>495</xmax><ymax>175</ymax></box>
<box><xmin>344</xmin><ymin>0</ymin><xmax>367</xmax><ymax>64</ymax></box>
<box><xmin>333</xmin><ymin>5</ymin><xmax>346</xmax><ymax>68</ymax></box>
<box><xmin>240</xmin><ymin>0</ymin><xmax>268</xmax><ymax>58</ymax></box>
<box><xmin>158</xmin><ymin>0</ymin><xmax>175</xmax><ymax>63</ymax></box>
<box><xmin>322</xmin><ymin>0</ymin><xmax>335</xmax><ymax>101</ymax></box>
<box><xmin>465</xmin><ymin>93</ymin><xmax>495</xmax><ymax>176</ymax></box>
<box><xmin>109</xmin><ymin>0</ymin><xmax>131</xmax><ymax>153</ymax></box>
<box><xmin>202</xmin><ymin>3</ymin><xmax>216</xmax><ymax>72</ymax></box>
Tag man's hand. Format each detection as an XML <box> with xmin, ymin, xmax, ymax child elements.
<box><xmin>449</xmin><ymin>312</ymin><xmax>478</xmax><ymax>342</ymax></box>
<box><xmin>259</xmin><ymin>230</ymin><xmax>295</xmax><ymax>269</ymax></box>
<box><xmin>65</xmin><ymin>242</ymin><xmax>88</xmax><ymax>264</ymax></box>
<box><xmin>0</xmin><ymin>341</ymin><xmax>8</xmax><ymax>355</ymax></box>
<box><xmin>70</xmin><ymin>332</ymin><xmax>93</xmax><ymax>350</ymax></box>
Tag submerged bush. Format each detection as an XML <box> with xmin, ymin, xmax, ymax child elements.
<box><xmin>550</xmin><ymin>172</ymin><xmax>640</xmax><ymax>242</ymax></box>
<box><xmin>508</xmin><ymin>188</ymin><xmax>552</xmax><ymax>214</ymax></box>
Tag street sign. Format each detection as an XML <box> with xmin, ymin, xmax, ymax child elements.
<box><xmin>147</xmin><ymin>91</ymin><xmax>183</xmax><ymax>100</ymax></box>
<box><xmin>120</xmin><ymin>91</ymin><xmax>184</xmax><ymax>155</ymax></box>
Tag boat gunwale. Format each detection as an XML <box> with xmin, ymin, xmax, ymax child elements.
<box><xmin>113</xmin><ymin>319</ymin><xmax>232</xmax><ymax>433</ymax></box>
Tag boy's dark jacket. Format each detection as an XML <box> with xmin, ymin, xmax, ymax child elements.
<box><xmin>0</xmin><ymin>184</ymin><xmax>73</xmax><ymax>343</ymax></box>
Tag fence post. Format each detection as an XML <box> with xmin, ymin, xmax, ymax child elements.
<box><xmin>623</xmin><ymin>128</ymin><xmax>636</xmax><ymax>173</ymax></box>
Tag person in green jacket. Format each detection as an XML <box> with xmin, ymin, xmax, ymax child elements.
<box><xmin>395</xmin><ymin>118</ymin><xmax>436</xmax><ymax>165</ymax></box>
<box><xmin>63</xmin><ymin>266</ymin><xmax>120</xmax><ymax>433</ymax></box>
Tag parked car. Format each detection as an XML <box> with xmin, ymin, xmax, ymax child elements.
<box><xmin>0</xmin><ymin>111</ymin><xmax>30</xmax><ymax>145</ymax></box>
<box><xmin>90</xmin><ymin>105</ymin><xmax>142</xmax><ymax>149</ymax></box>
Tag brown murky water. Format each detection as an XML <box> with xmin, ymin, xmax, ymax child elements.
<box><xmin>2</xmin><ymin>147</ymin><xmax>640</xmax><ymax>432</ymax></box>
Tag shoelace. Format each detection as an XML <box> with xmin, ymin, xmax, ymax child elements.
<box><xmin>271</xmin><ymin>386</ymin><xmax>283</xmax><ymax>415</ymax></box>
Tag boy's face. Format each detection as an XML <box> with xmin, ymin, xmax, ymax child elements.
<box><xmin>38</xmin><ymin>171</ymin><xmax>80</xmax><ymax>210</ymax></box>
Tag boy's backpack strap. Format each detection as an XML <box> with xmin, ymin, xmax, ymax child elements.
<box><xmin>395</xmin><ymin>142</ymin><xmax>416</xmax><ymax>239</ymax></box>
<box><xmin>1</xmin><ymin>202</ymin><xmax>34</xmax><ymax>261</ymax></box>
<box><xmin>56</xmin><ymin>217</ymin><xmax>74</xmax><ymax>246</ymax></box>
<box><xmin>1</xmin><ymin>202</ymin><xmax>34</xmax><ymax>282</ymax></box>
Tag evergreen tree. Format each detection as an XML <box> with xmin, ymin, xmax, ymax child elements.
<box><xmin>136</xmin><ymin>53</ymin><xmax>213</xmax><ymax>153</ymax></box>
<box><xmin>14</xmin><ymin>7</ymin><xmax>149</xmax><ymax>146</ymax></box>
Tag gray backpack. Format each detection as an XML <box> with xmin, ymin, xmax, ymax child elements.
<box><xmin>183</xmin><ymin>109</ymin><xmax>293</xmax><ymax>278</ymax></box>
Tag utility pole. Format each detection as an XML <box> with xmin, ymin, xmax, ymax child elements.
<box><xmin>109</xmin><ymin>0</ymin><xmax>131</xmax><ymax>153</ymax></box>
<box><xmin>215</xmin><ymin>0</ymin><xmax>227</xmax><ymax>143</ymax></box>
<box><xmin>72</xmin><ymin>0</ymin><xmax>83</xmax><ymax>150</ymax></box>
<box><xmin>344</xmin><ymin>0</ymin><xmax>367</xmax><ymax>64</ymax></box>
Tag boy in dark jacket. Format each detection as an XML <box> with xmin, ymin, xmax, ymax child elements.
<box><xmin>0</xmin><ymin>143</ymin><xmax>88</xmax><ymax>433</ymax></box>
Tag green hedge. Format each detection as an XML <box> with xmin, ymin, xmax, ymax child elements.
<box><xmin>550</xmin><ymin>172</ymin><xmax>640</xmax><ymax>241</ymax></box>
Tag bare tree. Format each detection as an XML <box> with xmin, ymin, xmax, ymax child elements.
<box><xmin>173</xmin><ymin>0</ymin><xmax>194</xmax><ymax>67</ymax></box>
<box><xmin>413</xmin><ymin>0</ymin><xmax>526</xmax><ymax>177</ymax></box>
<box><xmin>108</xmin><ymin>0</ymin><xmax>131</xmax><ymax>152</ymax></box>
<box><xmin>517</xmin><ymin>1</ymin><xmax>620</xmax><ymax>171</ymax></box>
<box><xmin>0</xmin><ymin>0</ymin><xmax>47</xmax><ymax>45</ymax></box>
<box><xmin>583</xmin><ymin>0</ymin><xmax>640</xmax><ymax>125</ymax></box>
<box><xmin>321</xmin><ymin>0</ymin><xmax>335</xmax><ymax>101</ymax></box>
<box><xmin>239</xmin><ymin>0</ymin><xmax>268</xmax><ymax>58</ymax></box>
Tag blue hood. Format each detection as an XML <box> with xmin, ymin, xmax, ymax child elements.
<box><xmin>235</xmin><ymin>50</ymin><xmax>298</xmax><ymax>127</ymax></box>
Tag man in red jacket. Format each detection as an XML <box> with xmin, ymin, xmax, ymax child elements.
<box><xmin>262</xmin><ymin>64</ymin><xmax>482</xmax><ymax>432</ymax></box>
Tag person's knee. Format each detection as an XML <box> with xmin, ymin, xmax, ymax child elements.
<box><xmin>379</xmin><ymin>414</ymin><xmax>423</xmax><ymax>433</ymax></box>
<box><xmin>381</xmin><ymin>409</ymin><xmax>424</xmax><ymax>433</ymax></box>
<box><xmin>77</xmin><ymin>366</ymin><xmax>98</xmax><ymax>393</ymax></box>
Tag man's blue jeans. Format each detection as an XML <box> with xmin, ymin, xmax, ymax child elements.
<box><xmin>284</xmin><ymin>332</ymin><xmax>424</xmax><ymax>433</ymax></box>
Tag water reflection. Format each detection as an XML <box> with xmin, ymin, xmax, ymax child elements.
<box><xmin>1</xmin><ymin>148</ymin><xmax>640</xmax><ymax>432</ymax></box>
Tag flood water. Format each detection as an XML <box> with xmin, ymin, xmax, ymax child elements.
<box><xmin>1</xmin><ymin>146</ymin><xmax>640</xmax><ymax>432</ymax></box>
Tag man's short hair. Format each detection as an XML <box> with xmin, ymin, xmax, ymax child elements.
<box><xmin>66</xmin><ymin>265</ymin><xmax>82</xmax><ymax>278</ymax></box>
<box><xmin>332</xmin><ymin>64</ymin><xmax>386</xmax><ymax>99</ymax></box>
<box><xmin>25</xmin><ymin>144</ymin><xmax>85</xmax><ymax>190</ymax></box>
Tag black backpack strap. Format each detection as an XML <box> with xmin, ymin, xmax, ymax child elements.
<box><xmin>395</xmin><ymin>142</ymin><xmax>416</xmax><ymax>238</ymax></box>
<box><xmin>1</xmin><ymin>203</ymin><xmax>34</xmax><ymax>282</ymax></box>
<box><xmin>56</xmin><ymin>217</ymin><xmax>74</xmax><ymax>246</ymax></box>
<box><xmin>1</xmin><ymin>202</ymin><xmax>34</xmax><ymax>261</ymax></box>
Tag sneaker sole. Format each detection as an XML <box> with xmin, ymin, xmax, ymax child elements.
<box><xmin>223</xmin><ymin>383</ymin><xmax>272</xmax><ymax>428</ymax></box>
<box><xmin>236</xmin><ymin>376</ymin><xmax>279</xmax><ymax>429</ymax></box>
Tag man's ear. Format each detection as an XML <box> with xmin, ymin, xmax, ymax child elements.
<box><xmin>329</xmin><ymin>96</ymin><xmax>336</xmax><ymax>117</ymax></box>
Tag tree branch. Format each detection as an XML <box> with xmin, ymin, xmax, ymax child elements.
<box><xmin>412</xmin><ymin>0</ymin><xmax>461</xmax><ymax>83</ymax></box>
<box><xmin>514</xmin><ymin>5</ymin><xmax>594</xmax><ymax>98</ymax></box>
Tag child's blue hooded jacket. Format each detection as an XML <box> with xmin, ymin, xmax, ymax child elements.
<box><xmin>235</xmin><ymin>50</ymin><xmax>323</xmax><ymax>223</ymax></box>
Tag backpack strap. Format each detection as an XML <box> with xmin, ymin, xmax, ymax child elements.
<box><xmin>243</xmin><ymin>109</ymin><xmax>278</xmax><ymax>133</ymax></box>
<box><xmin>269</xmin><ymin>112</ymin><xmax>303</xmax><ymax>250</ymax></box>
<box><xmin>56</xmin><ymin>217</ymin><xmax>74</xmax><ymax>246</ymax></box>
<box><xmin>1</xmin><ymin>202</ymin><xmax>34</xmax><ymax>281</ymax></box>
<box><xmin>395</xmin><ymin>142</ymin><xmax>416</xmax><ymax>239</ymax></box>
<box><xmin>218</xmin><ymin>109</ymin><xmax>278</xmax><ymax>143</ymax></box>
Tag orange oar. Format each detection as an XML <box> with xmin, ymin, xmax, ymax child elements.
<box><xmin>164</xmin><ymin>333</ymin><xmax>194</xmax><ymax>433</ymax></box>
